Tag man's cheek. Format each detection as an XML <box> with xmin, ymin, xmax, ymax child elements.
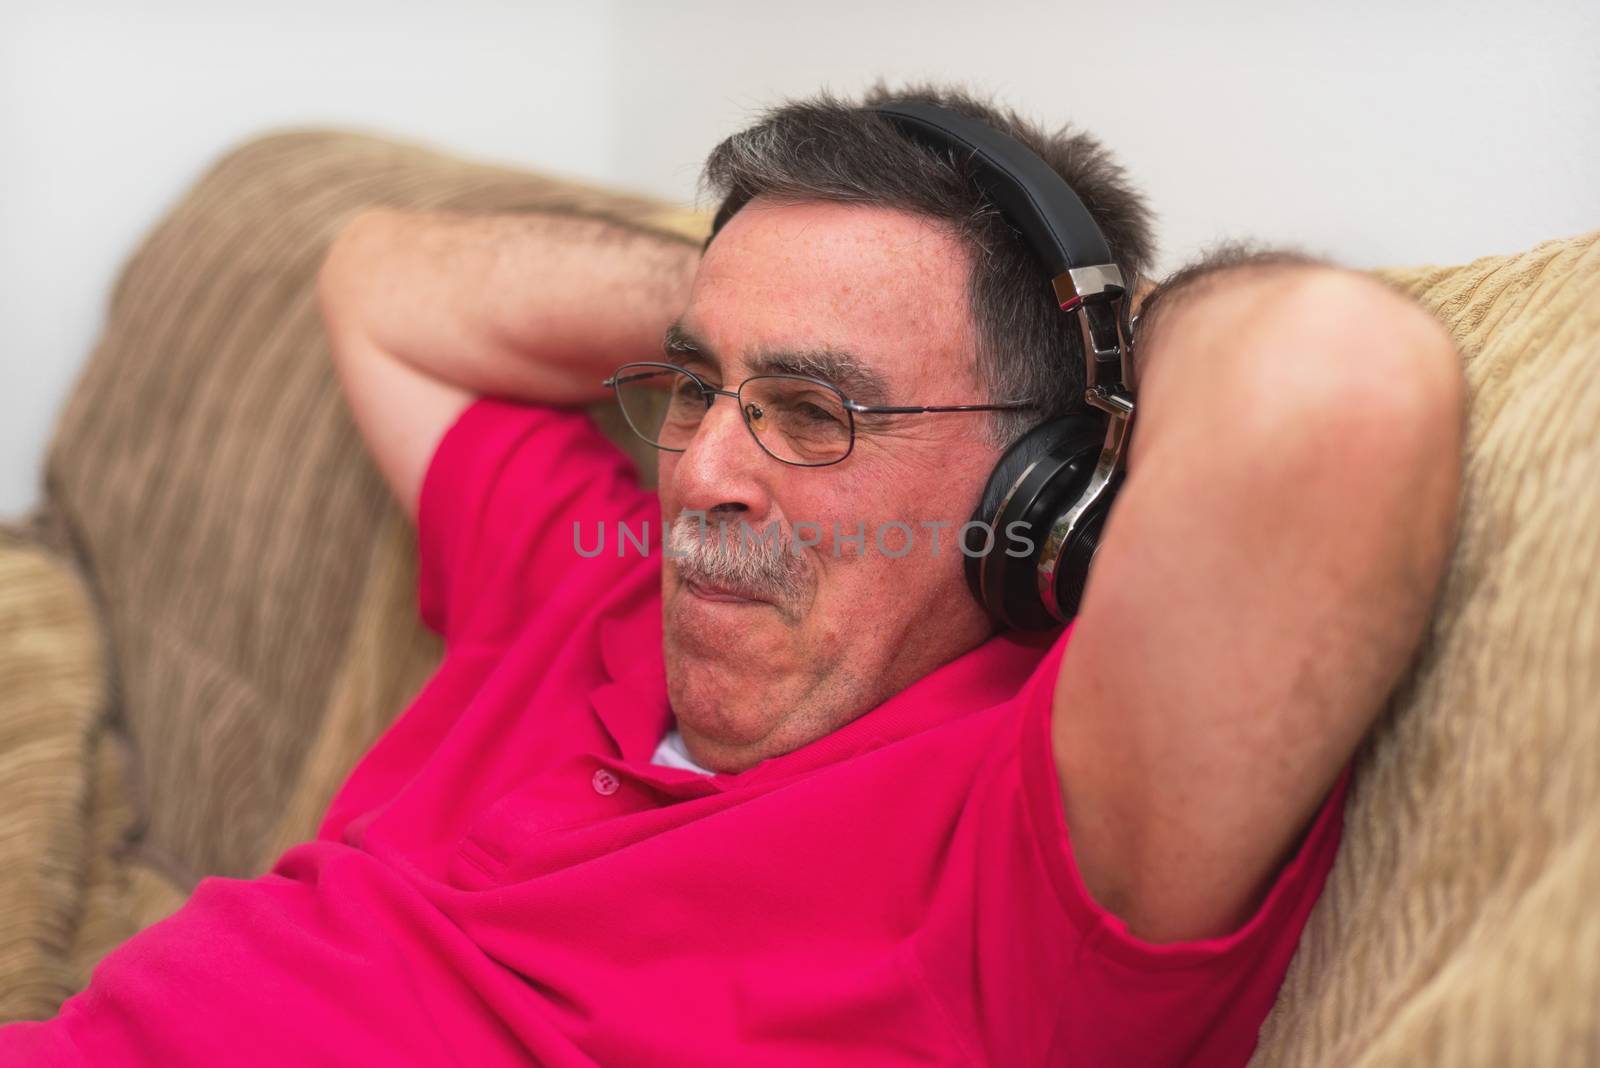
<box><xmin>656</xmin><ymin>455</ymin><xmax>677</xmax><ymax>508</ymax></box>
<box><xmin>791</xmin><ymin>521</ymin><xmax>825</xmax><ymax>556</ymax></box>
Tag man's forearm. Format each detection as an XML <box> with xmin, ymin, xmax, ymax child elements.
<box><xmin>1053</xmin><ymin>251</ymin><xmax>1465</xmax><ymax>940</ymax></box>
<box><xmin>317</xmin><ymin>208</ymin><xmax>700</xmax><ymax>405</ymax></box>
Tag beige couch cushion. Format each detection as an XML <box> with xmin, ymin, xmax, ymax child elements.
<box><xmin>1251</xmin><ymin>229</ymin><xmax>1600</xmax><ymax>1065</ymax></box>
<box><xmin>39</xmin><ymin>129</ymin><xmax>706</xmax><ymax>888</ymax></box>
<box><xmin>0</xmin><ymin>529</ymin><xmax>107</xmax><ymax>1018</ymax></box>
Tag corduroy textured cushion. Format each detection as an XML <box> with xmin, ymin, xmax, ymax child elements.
<box><xmin>38</xmin><ymin>129</ymin><xmax>704</xmax><ymax>890</ymax></box>
<box><xmin>0</xmin><ymin>529</ymin><xmax>107</xmax><ymax>1019</ymax></box>
<box><xmin>1250</xmin><ymin>230</ymin><xmax>1600</xmax><ymax>1066</ymax></box>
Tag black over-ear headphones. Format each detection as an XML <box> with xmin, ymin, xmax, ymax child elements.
<box><xmin>871</xmin><ymin>102</ymin><xmax>1139</xmax><ymax>632</ymax></box>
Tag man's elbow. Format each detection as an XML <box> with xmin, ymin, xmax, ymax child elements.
<box><xmin>317</xmin><ymin>209</ymin><xmax>394</xmax><ymax>358</ymax></box>
<box><xmin>1237</xmin><ymin>269</ymin><xmax>1466</xmax><ymax>480</ymax></box>
<box><xmin>1249</xmin><ymin>270</ymin><xmax>1468</xmax><ymax>625</ymax></box>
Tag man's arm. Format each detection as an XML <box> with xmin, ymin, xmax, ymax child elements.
<box><xmin>316</xmin><ymin>209</ymin><xmax>699</xmax><ymax>521</ymax></box>
<box><xmin>1052</xmin><ymin>249</ymin><xmax>1466</xmax><ymax>942</ymax></box>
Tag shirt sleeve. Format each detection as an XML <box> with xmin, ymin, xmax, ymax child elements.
<box><xmin>1009</xmin><ymin>621</ymin><xmax>1353</xmax><ymax>1065</ymax></box>
<box><xmin>416</xmin><ymin>395</ymin><xmax>656</xmax><ymax>644</ymax></box>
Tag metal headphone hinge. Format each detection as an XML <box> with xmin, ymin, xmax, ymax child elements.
<box><xmin>1052</xmin><ymin>264</ymin><xmax>1126</xmax><ymax>311</ymax></box>
<box><xmin>1035</xmin><ymin>407</ymin><xmax>1132</xmax><ymax>622</ymax></box>
<box><xmin>1085</xmin><ymin>386</ymin><xmax>1133</xmax><ymax>418</ymax></box>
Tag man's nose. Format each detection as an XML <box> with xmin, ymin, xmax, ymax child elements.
<box><xmin>669</xmin><ymin>393</ymin><xmax>774</xmax><ymax>520</ymax></box>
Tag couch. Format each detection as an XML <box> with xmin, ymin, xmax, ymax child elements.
<box><xmin>0</xmin><ymin>127</ymin><xmax>1595</xmax><ymax>1065</ymax></box>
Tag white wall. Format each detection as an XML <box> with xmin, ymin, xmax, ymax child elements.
<box><xmin>3</xmin><ymin>0</ymin><xmax>1596</xmax><ymax>518</ymax></box>
<box><xmin>0</xmin><ymin>0</ymin><xmax>623</xmax><ymax>519</ymax></box>
<box><xmin>612</xmin><ymin>0</ymin><xmax>1600</xmax><ymax>269</ymax></box>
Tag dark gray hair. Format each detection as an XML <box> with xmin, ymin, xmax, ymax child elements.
<box><xmin>699</xmin><ymin>79</ymin><xmax>1157</xmax><ymax>447</ymax></box>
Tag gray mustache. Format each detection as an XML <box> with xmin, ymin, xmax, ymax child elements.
<box><xmin>668</xmin><ymin>513</ymin><xmax>807</xmax><ymax>604</ymax></box>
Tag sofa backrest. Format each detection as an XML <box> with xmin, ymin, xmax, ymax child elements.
<box><xmin>40</xmin><ymin>129</ymin><xmax>704</xmax><ymax>886</ymax></box>
<box><xmin>1252</xmin><ymin>229</ymin><xmax>1600</xmax><ymax>1066</ymax></box>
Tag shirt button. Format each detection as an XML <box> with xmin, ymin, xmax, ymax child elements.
<box><xmin>592</xmin><ymin>768</ymin><xmax>621</xmax><ymax>796</ymax></box>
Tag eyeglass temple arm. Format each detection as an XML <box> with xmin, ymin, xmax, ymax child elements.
<box><xmin>604</xmin><ymin>367</ymin><xmax>1036</xmax><ymax>415</ymax></box>
<box><xmin>843</xmin><ymin>401</ymin><xmax>1037</xmax><ymax>414</ymax></box>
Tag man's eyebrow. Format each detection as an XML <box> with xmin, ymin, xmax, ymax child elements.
<box><xmin>663</xmin><ymin>321</ymin><xmax>714</xmax><ymax>365</ymax></box>
<box><xmin>663</xmin><ymin>320</ymin><xmax>893</xmax><ymax>406</ymax></box>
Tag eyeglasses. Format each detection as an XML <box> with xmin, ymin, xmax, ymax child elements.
<box><xmin>603</xmin><ymin>361</ymin><xmax>1036</xmax><ymax>468</ymax></box>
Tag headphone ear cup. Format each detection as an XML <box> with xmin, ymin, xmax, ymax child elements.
<box><xmin>965</xmin><ymin>416</ymin><xmax>1106</xmax><ymax>630</ymax></box>
<box><xmin>968</xmin><ymin>420</ymin><xmax>1061</xmax><ymax>542</ymax></box>
<box><xmin>1046</xmin><ymin>467</ymin><xmax>1122</xmax><ymax>620</ymax></box>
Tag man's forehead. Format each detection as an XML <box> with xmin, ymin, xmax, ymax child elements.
<box><xmin>663</xmin><ymin>319</ymin><xmax>892</xmax><ymax>405</ymax></box>
<box><xmin>677</xmin><ymin>200</ymin><xmax>976</xmax><ymax>398</ymax></box>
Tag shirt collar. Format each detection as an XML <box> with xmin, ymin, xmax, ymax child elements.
<box><xmin>592</xmin><ymin>601</ymin><xmax>672</xmax><ymax>761</ymax></box>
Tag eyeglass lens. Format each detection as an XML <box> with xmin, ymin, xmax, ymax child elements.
<box><xmin>612</xmin><ymin>365</ymin><xmax>853</xmax><ymax>466</ymax></box>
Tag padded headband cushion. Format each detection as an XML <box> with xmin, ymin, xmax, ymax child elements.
<box><xmin>871</xmin><ymin>101</ymin><xmax>1113</xmax><ymax>277</ymax></box>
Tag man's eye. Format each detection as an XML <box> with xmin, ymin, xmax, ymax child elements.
<box><xmin>668</xmin><ymin>378</ymin><xmax>707</xmax><ymax>405</ymax></box>
<box><xmin>794</xmin><ymin>402</ymin><xmax>841</xmax><ymax>425</ymax></box>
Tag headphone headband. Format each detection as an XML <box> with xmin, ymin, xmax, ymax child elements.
<box><xmin>869</xmin><ymin>100</ymin><xmax>1139</xmax><ymax>628</ymax></box>
<box><xmin>870</xmin><ymin>102</ymin><xmax>1114</xmax><ymax>277</ymax></box>
<box><xmin>870</xmin><ymin>101</ymin><xmax>1137</xmax><ymax>404</ymax></box>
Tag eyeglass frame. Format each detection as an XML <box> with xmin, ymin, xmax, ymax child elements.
<box><xmin>602</xmin><ymin>361</ymin><xmax>1038</xmax><ymax>468</ymax></box>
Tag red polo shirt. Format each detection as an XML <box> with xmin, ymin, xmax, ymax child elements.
<box><xmin>1</xmin><ymin>397</ymin><xmax>1349</xmax><ymax>1068</ymax></box>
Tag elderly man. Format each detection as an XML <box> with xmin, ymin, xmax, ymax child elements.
<box><xmin>1</xmin><ymin>84</ymin><xmax>1463</xmax><ymax>1066</ymax></box>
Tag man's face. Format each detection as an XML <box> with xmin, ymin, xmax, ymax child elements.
<box><xmin>657</xmin><ymin>197</ymin><xmax>1004</xmax><ymax>773</ymax></box>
